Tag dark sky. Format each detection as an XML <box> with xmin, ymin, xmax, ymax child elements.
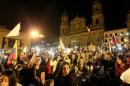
<box><xmin>0</xmin><ymin>0</ymin><xmax>130</xmax><ymax>38</ymax></box>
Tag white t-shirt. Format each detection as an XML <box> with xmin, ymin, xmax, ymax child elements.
<box><xmin>120</xmin><ymin>68</ymin><xmax>130</xmax><ymax>84</ymax></box>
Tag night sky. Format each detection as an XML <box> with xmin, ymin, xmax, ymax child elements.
<box><xmin>0</xmin><ymin>0</ymin><xmax>130</xmax><ymax>38</ymax></box>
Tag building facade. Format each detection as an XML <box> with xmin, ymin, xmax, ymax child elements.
<box><xmin>0</xmin><ymin>26</ymin><xmax>31</xmax><ymax>49</ymax></box>
<box><xmin>104</xmin><ymin>28</ymin><xmax>129</xmax><ymax>43</ymax></box>
<box><xmin>60</xmin><ymin>0</ymin><xmax>130</xmax><ymax>48</ymax></box>
<box><xmin>60</xmin><ymin>0</ymin><xmax>105</xmax><ymax>48</ymax></box>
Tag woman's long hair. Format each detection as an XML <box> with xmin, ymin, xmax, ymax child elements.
<box><xmin>56</xmin><ymin>61</ymin><xmax>70</xmax><ymax>77</ymax></box>
<box><xmin>1</xmin><ymin>69</ymin><xmax>17</xmax><ymax>86</ymax></box>
<box><xmin>54</xmin><ymin>59</ymin><xmax>64</xmax><ymax>78</ymax></box>
<box><xmin>117</xmin><ymin>55</ymin><xmax>127</xmax><ymax>63</ymax></box>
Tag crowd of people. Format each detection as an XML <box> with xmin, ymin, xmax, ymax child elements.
<box><xmin>0</xmin><ymin>44</ymin><xmax>130</xmax><ymax>86</ymax></box>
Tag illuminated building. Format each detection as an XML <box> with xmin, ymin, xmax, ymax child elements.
<box><xmin>60</xmin><ymin>0</ymin><xmax>130</xmax><ymax>48</ymax></box>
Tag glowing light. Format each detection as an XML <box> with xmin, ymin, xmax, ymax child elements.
<box><xmin>23</xmin><ymin>46</ymin><xmax>28</xmax><ymax>53</ymax></box>
<box><xmin>124</xmin><ymin>44</ymin><xmax>127</xmax><ymax>48</ymax></box>
<box><xmin>124</xmin><ymin>38</ymin><xmax>129</xmax><ymax>42</ymax></box>
<box><xmin>48</xmin><ymin>50</ymin><xmax>55</xmax><ymax>57</ymax></box>
<box><xmin>118</xmin><ymin>46</ymin><xmax>123</xmax><ymax>51</ymax></box>
<box><xmin>112</xmin><ymin>46</ymin><xmax>116</xmax><ymax>49</ymax></box>
<box><xmin>46</xmin><ymin>43</ymin><xmax>50</xmax><ymax>46</ymax></box>
<box><xmin>35</xmin><ymin>46</ymin><xmax>40</xmax><ymax>52</ymax></box>
<box><xmin>75</xmin><ymin>46</ymin><xmax>78</xmax><ymax>49</ymax></box>
<box><xmin>41</xmin><ymin>41</ymin><xmax>44</xmax><ymax>43</ymax></box>
<box><xmin>71</xmin><ymin>40</ymin><xmax>76</xmax><ymax>42</ymax></box>
<box><xmin>58</xmin><ymin>45</ymin><xmax>61</xmax><ymax>49</ymax></box>
<box><xmin>31</xmin><ymin>31</ymin><xmax>39</xmax><ymax>38</ymax></box>
<box><xmin>126</xmin><ymin>33</ymin><xmax>129</xmax><ymax>36</ymax></box>
<box><xmin>66</xmin><ymin>48</ymin><xmax>72</xmax><ymax>54</ymax></box>
<box><xmin>120</xmin><ymin>33</ymin><xmax>123</xmax><ymax>36</ymax></box>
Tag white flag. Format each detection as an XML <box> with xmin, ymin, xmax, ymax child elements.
<box><xmin>87</xmin><ymin>27</ymin><xmax>90</xmax><ymax>32</ymax></box>
<box><xmin>59</xmin><ymin>38</ymin><xmax>65</xmax><ymax>49</ymax></box>
<box><xmin>6</xmin><ymin>23</ymin><xmax>20</xmax><ymax>37</ymax></box>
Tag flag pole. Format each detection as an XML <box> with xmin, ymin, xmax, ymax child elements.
<box><xmin>87</xmin><ymin>27</ymin><xmax>91</xmax><ymax>43</ymax></box>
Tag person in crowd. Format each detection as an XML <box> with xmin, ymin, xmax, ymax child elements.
<box><xmin>2</xmin><ymin>43</ymin><xmax>130</xmax><ymax>86</ymax></box>
<box><xmin>115</xmin><ymin>55</ymin><xmax>128</xmax><ymax>77</ymax></box>
<box><xmin>126</xmin><ymin>52</ymin><xmax>130</xmax><ymax>67</ymax></box>
<box><xmin>120</xmin><ymin>67</ymin><xmax>130</xmax><ymax>86</ymax></box>
<box><xmin>54</xmin><ymin>61</ymin><xmax>78</xmax><ymax>86</ymax></box>
<box><xmin>78</xmin><ymin>57</ymin><xmax>85</xmax><ymax>73</ymax></box>
<box><xmin>0</xmin><ymin>53</ymin><xmax>9</xmax><ymax>65</ymax></box>
<box><xmin>70</xmin><ymin>53</ymin><xmax>78</xmax><ymax>67</ymax></box>
<box><xmin>88</xmin><ymin>51</ymin><xmax>95</xmax><ymax>64</ymax></box>
<box><xmin>115</xmin><ymin>55</ymin><xmax>128</xmax><ymax>86</ymax></box>
<box><xmin>100</xmin><ymin>51</ymin><xmax>116</xmax><ymax>86</ymax></box>
<box><xmin>92</xmin><ymin>58</ymin><xmax>105</xmax><ymax>86</ymax></box>
<box><xmin>6</xmin><ymin>51</ymin><xmax>16</xmax><ymax>67</ymax></box>
<box><xmin>28</xmin><ymin>55</ymin><xmax>45</xmax><ymax>86</ymax></box>
<box><xmin>77</xmin><ymin>57</ymin><xmax>92</xmax><ymax>86</ymax></box>
<box><xmin>0</xmin><ymin>63</ymin><xmax>4</xmax><ymax>75</ymax></box>
<box><xmin>53</xmin><ymin>59</ymin><xmax>64</xmax><ymax>78</ymax></box>
<box><xmin>0</xmin><ymin>68</ymin><xmax>22</xmax><ymax>86</ymax></box>
<box><xmin>41</xmin><ymin>53</ymin><xmax>51</xmax><ymax>80</ymax></box>
<box><xmin>51</xmin><ymin>54</ymin><xmax>63</xmax><ymax>74</ymax></box>
<box><xmin>45</xmin><ymin>79</ymin><xmax>54</xmax><ymax>86</ymax></box>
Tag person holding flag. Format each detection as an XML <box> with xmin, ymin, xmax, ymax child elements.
<box><xmin>6</xmin><ymin>23</ymin><xmax>20</xmax><ymax>67</ymax></box>
<box><xmin>108</xmin><ymin>33</ymin><xmax>119</xmax><ymax>52</ymax></box>
<box><xmin>6</xmin><ymin>40</ymin><xmax>19</xmax><ymax>67</ymax></box>
<box><xmin>111</xmin><ymin>33</ymin><xmax>118</xmax><ymax>46</ymax></box>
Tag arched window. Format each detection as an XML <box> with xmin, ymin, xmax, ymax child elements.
<box><xmin>61</xmin><ymin>28</ymin><xmax>65</xmax><ymax>33</ymax></box>
<box><xmin>95</xmin><ymin>7</ymin><xmax>98</xmax><ymax>11</ymax></box>
<box><xmin>121</xmin><ymin>38</ymin><xmax>124</xmax><ymax>42</ymax></box>
<box><xmin>105</xmin><ymin>39</ymin><xmax>107</xmax><ymax>43</ymax></box>
<box><xmin>96</xmin><ymin>19</ymin><xmax>99</xmax><ymax>25</ymax></box>
<box><xmin>129</xmin><ymin>15</ymin><xmax>130</xmax><ymax>20</ymax></box>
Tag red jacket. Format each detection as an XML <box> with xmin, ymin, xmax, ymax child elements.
<box><xmin>115</xmin><ymin>63</ymin><xmax>128</xmax><ymax>77</ymax></box>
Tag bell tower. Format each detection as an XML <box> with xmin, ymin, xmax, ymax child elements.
<box><xmin>60</xmin><ymin>11</ymin><xmax>69</xmax><ymax>35</ymax></box>
<box><xmin>90</xmin><ymin>0</ymin><xmax>105</xmax><ymax>46</ymax></box>
<box><xmin>92</xmin><ymin>0</ymin><xmax>104</xmax><ymax>29</ymax></box>
<box><xmin>127</xmin><ymin>10</ymin><xmax>130</xmax><ymax>41</ymax></box>
<box><xmin>127</xmin><ymin>10</ymin><xmax>130</xmax><ymax>28</ymax></box>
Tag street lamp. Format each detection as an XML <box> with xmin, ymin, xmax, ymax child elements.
<box><xmin>31</xmin><ymin>31</ymin><xmax>39</xmax><ymax>38</ymax></box>
<box><xmin>30</xmin><ymin>30</ymin><xmax>45</xmax><ymax>47</ymax></box>
<box><xmin>30</xmin><ymin>30</ymin><xmax>39</xmax><ymax>47</ymax></box>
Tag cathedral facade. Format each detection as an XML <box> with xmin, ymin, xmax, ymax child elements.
<box><xmin>60</xmin><ymin>0</ymin><xmax>104</xmax><ymax>48</ymax></box>
<box><xmin>60</xmin><ymin>0</ymin><xmax>130</xmax><ymax>48</ymax></box>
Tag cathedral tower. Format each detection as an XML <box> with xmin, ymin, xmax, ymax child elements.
<box><xmin>127</xmin><ymin>10</ymin><xmax>130</xmax><ymax>40</ymax></box>
<box><xmin>90</xmin><ymin>0</ymin><xmax>105</xmax><ymax>45</ymax></box>
<box><xmin>92</xmin><ymin>0</ymin><xmax>104</xmax><ymax>29</ymax></box>
<box><xmin>60</xmin><ymin>11</ymin><xmax>69</xmax><ymax>35</ymax></box>
<box><xmin>127</xmin><ymin>10</ymin><xmax>130</xmax><ymax>28</ymax></box>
